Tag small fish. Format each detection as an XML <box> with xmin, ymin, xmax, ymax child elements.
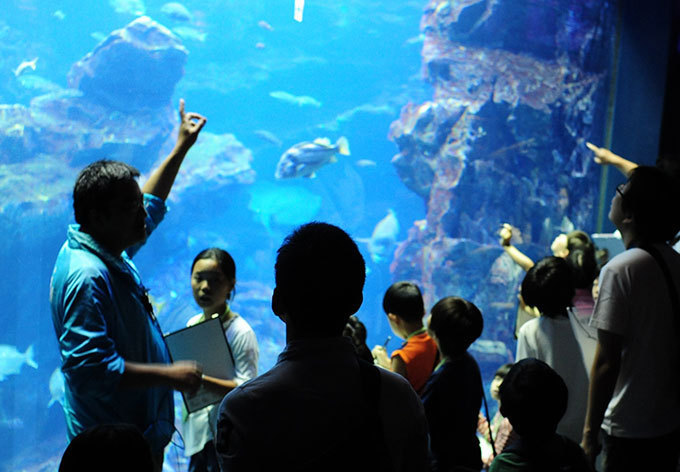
<box><xmin>355</xmin><ymin>159</ymin><xmax>377</xmax><ymax>168</ymax></box>
<box><xmin>171</xmin><ymin>25</ymin><xmax>206</xmax><ymax>42</ymax></box>
<box><xmin>0</xmin><ymin>344</ymin><xmax>38</xmax><ymax>381</ymax></box>
<box><xmin>91</xmin><ymin>31</ymin><xmax>107</xmax><ymax>42</ymax></box>
<box><xmin>109</xmin><ymin>0</ymin><xmax>146</xmax><ymax>16</ymax></box>
<box><xmin>255</xmin><ymin>42</ymin><xmax>266</xmax><ymax>49</ymax></box>
<box><xmin>161</xmin><ymin>2</ymin><xmax>192</xmax><ymax>22</ymax></box>
<box><xmin>53</xmin><ymin>10</ymin><xmax>66</xmax><ymax>20</ymax></box>
<box><xmin>48</xmin><ymin>367</ymin><xmax>65</xmax><ymax>408</ymax></box>
<box><xmin>275</xmin><ymin>137</ymin><xmax>350</xmax><ymax>179</ymax></box>
<box><xmin>269</xmin><ymin>90</ymin><xmax>322</xmax><ymax>108</ymax></box>
<box><xmin>13</xmin><ymin>57</ymin><xmax>38</xmax><ymax>77</ymax></box>
<box><xmin>469</xmin><ymin>339</ymin><xmax>510</xmax><ymax>357</ymax></box>
<box><xmin>258</xmin><ymin>20</ymin><xmax>274</xmax><ymax>31</ymax></box>
<box><xmin>254</xmin><ymin>129</ymin><xmax>282</xmax><ymax>147</ymax></box>
<box><xmin>358</xmin><ymin>209</ymin><xmax>399</xmax><ymax>263</ymax></box>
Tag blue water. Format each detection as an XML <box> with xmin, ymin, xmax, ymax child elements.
<box><xmin>0</xmin><ymin>0</ymin><xmax>615</xmax><ymax>470</ymax></box>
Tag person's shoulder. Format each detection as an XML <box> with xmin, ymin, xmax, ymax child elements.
<box><xmin>379</xmin><ymin>366</ymin><xmax>420</xmax><ymax>398</ymax></box>
<box><xmin>186</xmin><ymin>314</ymin><xmax>203</xmax><ymax>327</ymax></box>
<box><xmin>489</xmin><ymin>450</ymin><xmax>526</xmax><ymax>472</ymax></box>
<box><xmin>230</xmin><ymin>313</ymin><xmax>255</xmax><ymax>333</ymax></box>
<box><xmin>518</xmin><ymin>317</ymin><xmax>539</xmax><ymax>336</ymax></box>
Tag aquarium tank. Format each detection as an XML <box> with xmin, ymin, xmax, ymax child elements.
<box><xmin>1</xmin><ymin>0</ymin><xmax>667</xmax><ymax>469</ymax></box>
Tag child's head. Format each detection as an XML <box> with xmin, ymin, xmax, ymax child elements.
<box><xmin>427</xmin><ymin>297</ymin><xmax>483</xmax><ymax>358</ymax></box>
<box><xmin>191</xmin><ymin>248</ymin><xmax>236</xmax><ymax>316</ymax></box>
<box><xmin>382</xmin><ymin>281</ymin><xmax>425</xmax><ymax>325</ymax></box>
<box><xmin>499</xmin><ymin>358</ymin><xmax>568</xmax><ymax>439</ymax></box>
<box><xmin>521</xmin><ymin>256</ymin><xmax>574</xmax><ymax>318</ymax></box>
<box><xmin>490</xmin><ymin>363</ymin><xmax>513</xmax><ymax>402</ymax></box>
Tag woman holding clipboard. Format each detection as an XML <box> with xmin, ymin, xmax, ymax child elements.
<box><xmin>182</xmin><ymin>248</ymin><xmax>259</xmax><ymax>472</ymax></box>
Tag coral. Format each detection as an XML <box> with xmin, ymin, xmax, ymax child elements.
<box><xmin>389</xmin><ymin>0</ymin><xmax>614</xmax><ymax>351</ymax></box>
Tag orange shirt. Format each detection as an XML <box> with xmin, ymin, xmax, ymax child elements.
<box><xmin>391</xmin><ymin>331</ymin><xmax>439</xmax><ymax>393</ymax></box>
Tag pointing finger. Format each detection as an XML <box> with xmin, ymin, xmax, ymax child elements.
<box><xmin>179</xmin><ymin>98</ymin><xmax>186</xmax><ymax>119</ymax></box>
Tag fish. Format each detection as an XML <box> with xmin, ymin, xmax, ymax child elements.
<box><xmin>355</xmin><ymin>159</ymin><xmax>377</xmax><ymax>167</ymax></box>
<box><xmin>0</xmin><ymin>344</ymin><xmax>38</xmax><ymax>381</ymax></box>
<box><xmin>16</xmin><ymin>75</ymin><xmax>62</xmax><ymax>94</ymax></box>
<box><xmin>247</xmin><ymin>181</ymin><xmax>321</xmax><ymax>232</ymax></box>
<box><xmin>91</xmin><ymin>31</ymin><xmax>107</xmax><ymax>42</ymax></box>
<box><xmin>13</xmin><ymin>57</ymin><xmax>38</xmax><ymax>77</ymax></box>
<box><xmin>161</xmin><ymin>2</ymin><xmax>192</xmax><ymax>22</ymax></box>
<box><xmin>48</xmin><ymin>367</ymin><xmax>65</xmax><ymax>408</ymax></box>
<box><xmin>469</xmin><ymin>339</ymin><xmax>510</xmax><ymax>357</ymax></box>
<box><xmin>109</xmin><ymin>0</ymin><xmax>145</xmax><ymax>15</ymax></box>
<box><xmin>254</xmin><ymin>129</ymin><xmax>282</xmax><ymax>147</ymax></box>
<box><xmin>255</xmin><ymin>42</ymin><xmax>266</xmax><ymax>49</ymax></box>
<box><xmin>358</xmin><ymin>209</ymin><xmax>399</xmax><ymax>263</ymax></box>
<box><xmin>269</xmin><ymin>90</ymin><xmax>322</xmax><ymax>108</ymax></box>
<box><xmin>275</xmin><ymin>137</ymin><xmax>350</xmax><ymax>179</ymax></box>
<box><xmin>53</xmin><ymin>10</ymin><xmax>66</xmax><ymax>20</ymax></box>
<box><xmin>171</xmin><ymin>25</ymin><xmax>207</xmax><ymax>42</ymax></box>
<box><xmin>258</xmin><ymin>20</ymin><xmax>274</xmax><ymax>31</ymax></box>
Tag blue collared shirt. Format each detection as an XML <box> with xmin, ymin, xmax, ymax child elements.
<box><xmin>49</xmin><ymin>194</ymin><xmax>173</xmax><ymax>454</ymax></box>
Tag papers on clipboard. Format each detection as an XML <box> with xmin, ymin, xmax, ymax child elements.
<box><xmin>164</xmin><ymin>316</ymin><xmax>235</xmax><ymax>413</ymax></box>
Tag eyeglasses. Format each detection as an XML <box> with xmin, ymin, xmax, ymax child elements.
<box><xmin>616</xmin><ymin>183</ymin><xmax>626</xmax><ymax>197</ymax></box>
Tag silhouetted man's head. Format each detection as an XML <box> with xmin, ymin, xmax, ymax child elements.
<box><xmin>59</xmin><ymin>423</ymin><xmax>155</xmax><ymax>472</ymax></box>
<box><xmin>273</xmin><ymin>222</ymin><xmax>366</xmax><ymax>337</ymax></box>
<box><xmin>499</xmin><ymin>358</ymin><xmax>568</xmax><ymax>439</ymax></box>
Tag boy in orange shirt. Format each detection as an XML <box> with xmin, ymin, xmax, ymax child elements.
<box><xmin>372</xmin><ymin>282</ymin><xmax>438</xmax><ymax>393</ymax></box>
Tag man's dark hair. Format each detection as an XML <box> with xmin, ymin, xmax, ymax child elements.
<box><xmin>499</xmin><ymin>358</ymin><xmax>568</xmax><ymax>438</ymax></box>
<box><xmin>521</xmin><ymin>257</ymin><xmax>574</xmax><ymax>317</ymax></box>
<box><xmin>274</xmin><ymin>222</ymin><xmax>366</xmax><ymax>336</ymax></box>
<box><xmin>428</xmin><ymin>296</ymin><xmax>483</xmax><ymax>357</ymax></box>
<box><xmin>59</xmin><ymin>423</ymin><xmax>155</xmax><ymax>472</ymax></box>
<box><xmin>621</xmin><ymin>165</ymin><xmax>680</xmax><ymax>243</ymax></box>
<box><xmin>382</xmin><ymin>281</ymin><xmax>425</xmax><ymax>323</ymax></box>
<box><xmin>73</xmin><ymin>160</ymin><xmax>140</xmax><ymax>225</ymax></box>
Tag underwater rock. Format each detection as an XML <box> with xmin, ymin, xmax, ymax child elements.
<box><xmin>160</xmin><ymin>132</ymin><xmax>256</xmax><ymax>200</ymax></box>
<box><xmin>389</xmin><ymin>0</ymin><xmax>614</xmax><ymax>362</ymax></box>
<box><xmin>68</xmin><ymin>16</ymin><xmax>187</xmax><ymax>111</ymax></box>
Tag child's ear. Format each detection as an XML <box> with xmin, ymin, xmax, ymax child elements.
<box><xmin>387</xmin><ymin>312</ymin><xmax>399</xmax><ymax>323</ymax></box>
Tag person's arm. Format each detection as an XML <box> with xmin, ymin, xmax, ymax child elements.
<box><xmin>581</xmin><ymin>329</ymin><xmax>622</xmax><ymax>466</ymax></box>
<box><xmin>371</xmin><ymin>345</ymin><xmax>391</xmax><ymax>369</ymax></box>
<box><xmin>120</xmin><ymin>360</ymin><xmax>203</xmax><ymax>393</ymax></box>
<box><xmin>391</xmin><ymin>354</ymin><xmax>408</xmax><ymax>378</ymax></box>
<box><xmin>586</xmin><ymin>142</ymin><xmax>638</xmax><ymax>178</ymax></box>
<box><xmin>141</xmin><ymin>99</ymin><xmax>207</xmax><ymax>200</ymax></box>
<box><xmin>499</xmin><ymin>223</ymin><xmax>534</xmax><ymax>271</ymax></box>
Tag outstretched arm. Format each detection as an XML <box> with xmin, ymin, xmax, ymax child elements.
<box><xmin>586</xmin><ymin>142</ymin><xmax>637</xmax><ymax>178</ymax></box>
<box><xmin>142</xmin><ymin>99</ymin><xmax>207</xmax><ymax>200</ymax></box>
<box><xmin>581</xmin><ymin>329</ymin><xmax>622</xmax><ymax>466</ymax></box>
<box><xmin>121</xmin><ymin>360</ymin><xmax>203</xmax><ymax>394</ymax></box>
<box><xmin>499</xmin><ymin>223</ymin><xmax>534</xmax><ymax>272</ymax></box>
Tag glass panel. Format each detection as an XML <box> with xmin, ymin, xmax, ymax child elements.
<box><xmin>0</xmin><ymin>0</ymin><xmax>618</xmax><ymax>469</ymax></box>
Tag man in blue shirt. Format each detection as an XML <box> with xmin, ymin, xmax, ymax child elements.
<box><xmin>50</xmin><ymin>100</ymin><xmax>206</xmax><ymax>470</ymax></box>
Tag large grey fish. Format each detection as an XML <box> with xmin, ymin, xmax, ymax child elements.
<box><xmin>275</xmin><ymin>137</ymin><xmax>350</xmax><ymax>179</ymax></box>
<box><xmin>0</xmin><ymin>344</ymin><xmax>38</xmax><ymax>381</ymax></box>
<box><xmin>357</xmin><ymin>209</ymin><xmax>399</xmax><ymax>263</ymax></box>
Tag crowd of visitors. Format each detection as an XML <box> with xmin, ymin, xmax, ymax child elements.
<box><xmin>50</xmin><ymin>95</ymin><xmax>680</xmax><ymax>472</ymax></box>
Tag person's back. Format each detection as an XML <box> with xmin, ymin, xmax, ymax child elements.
<box><xmin>215</xmin><ymin>223</ymin><xmax>429</xmax><ymax>472</ymax></box>
<box><xmin>421</xmin><ymin>296</ymin><xmax>484</xmax><ymax>472</ymax></box>
<box><xmin>516</xmin><ymin>257</ymin><xmax>589</xmax><ymax>444</ymax></box>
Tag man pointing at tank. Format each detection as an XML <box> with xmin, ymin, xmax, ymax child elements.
<box><xmin>50</xmin><ymin>100</ymin><xmax>206</xmax><ymax>471</ymax></box>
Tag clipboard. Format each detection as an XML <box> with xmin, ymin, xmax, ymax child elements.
<box><xmin>164</xmin><ymin>316</ymin><xmax>235</xmax><ymax>413</ymax></box>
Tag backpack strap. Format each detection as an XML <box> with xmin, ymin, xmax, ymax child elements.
<box><xmin>638</xmin><ymin>244</ymin><xmax>680</xmax><ymax>333</ymax></box>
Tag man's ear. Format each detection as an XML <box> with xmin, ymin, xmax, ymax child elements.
<box><xmin>271</xmin><ymin>287</ymin><xmax>287</xmax><ymax>322</ymax></box>
<box><xmin>348</xmin><ymin>292</ymin><xmax>363</xmax><ymax>316</ymax></box>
